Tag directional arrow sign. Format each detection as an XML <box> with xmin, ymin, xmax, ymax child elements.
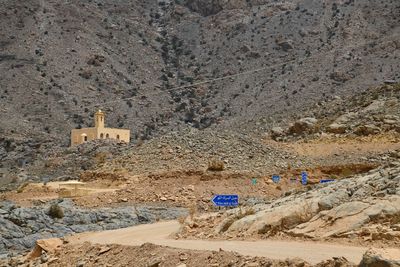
<box><xmin>320</xmin><ymin>179</ymin><xmax>335</xmax><ymax>184</ymax></box>
<box><xmin>212</xmin><ymin>195</ymin><xmax>239</xmax><ymax>207</ymax></box>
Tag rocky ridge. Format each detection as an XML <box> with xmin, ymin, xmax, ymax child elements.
<box><xmin>178</xmin><ymin>161</ymin><xmax>400</xmax><ymax>245</ymax></box>
<box><xmin>270</xmin><ymin>83</ymin><xmax>400</xmax><ymax>140</ymax></box>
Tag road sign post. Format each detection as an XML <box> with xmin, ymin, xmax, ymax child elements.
<box><xmin>272</xmin><ymin>175</ymin><xmax>280</xmax><ymax>183</ymax></box>
<box><xmin>301</xmin><ymin>171</ymin><xmax>308</xmax><ymax>185</ymax></box>
<box><xmin>212</xmin><ymin>195</ymin><xmax>239</xmax><ymax>207</ymax></box>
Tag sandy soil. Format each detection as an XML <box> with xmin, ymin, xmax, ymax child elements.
<box><xmin>67</xmin><ymin>220</ymin><xmax>400</xmax><ymax>264</ymax></box>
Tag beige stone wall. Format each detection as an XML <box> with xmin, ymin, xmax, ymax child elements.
<box><xmin>97</xmin><ymin>128</ymin><xmax>130</xmax><ymax>143</ymax></box>
<box><xmin>71</xmin><ymin>128</ymin><xmax>97</xmax><ymax>146</ymax></box>
<box><xmin>71</xmin><ymin>128</ymin><xmax>130</xmax><ymax>146</ymax></box>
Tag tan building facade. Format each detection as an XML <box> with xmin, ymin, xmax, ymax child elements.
<box><xmin>70</xmin><ymin>110</ymin><xmax>130</xmax><ymax>146</ymax></box>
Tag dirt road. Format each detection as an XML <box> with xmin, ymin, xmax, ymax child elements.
<box><xmin>68</xmin><ymin>221</ymin><xmax>400</xmax><ymax>264</ymax></box>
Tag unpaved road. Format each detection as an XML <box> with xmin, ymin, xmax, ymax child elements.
<box><xmin>68</xmin><ymin>221</ymin><xmax>400</xmax><ymax>264</ymax></box>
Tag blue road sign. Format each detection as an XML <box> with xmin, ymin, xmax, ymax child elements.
<box><xmin>320</xmin><ymin>179</ymin><xmax>335</xmax><ymax>184</ymax></box>
<box><xmin>212</xmin><ymin>195</ymin><xmax>239</xmax><ymax>207</ymax></box>
<box><xmin>301</xmin><ymin>171</ymin><xmax>308</xmax><ymax>185</ymax></box>
<box><xmin>272</xmin><ymin>175</ymin><xmax>280</xmax><ymax>183</ymax></box>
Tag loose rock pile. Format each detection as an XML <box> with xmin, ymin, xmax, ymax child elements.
<box><xmin>270</xmin><ymin>84</ymin><xmax>400</xmax><ymax>141</ymax></box>
<box><xmin>100</xmin><ymin>128</ymin><xmax>311</xmax><ymax>175</ymax></box>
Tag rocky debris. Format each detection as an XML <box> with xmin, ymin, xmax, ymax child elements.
<box><xmin>73</xmin><ymin>169</ymin><xmax>283</xmax><ymax>211</ymax></box>
<box><xmin>1</xmin><ymin>0</ymin><xmax>399</xmax><ymax>185</ymax></box>
<box><xmin>97</xmin><ymin>128</ymin><xmax>310</xmax><ymax>176</ymax></box>
<box><xmin>359</xmin><ymin>250</ymin><xmax>400</xmax><ymax>267</ymax></box>
<box><xmin>0</xmin><ymin>199</ymin><xmax>187</xmax><ymax>257</ymax></box>
<box><xmin>1</xmin><ymin>242</ymin><xmax>360</xmax><ymax>267</ymax></box>
<box><xmin>4</xmin><ymin>242</ymin><xmax>399</xmax><ymax>267</ymax></box>
<box><xmin>270</xmin><ymin>84</ymin><xmax>400</xmax><ymax>141</ymax></box>
<box><xmin>276</xmin><ymin>39</ymin><xmax>294</xmax><ymax>51</ymax></box>
<box><xmin>288</xmin><ymin>118</ymin><xmax>318</xmax><ymax>135</ymax></box>
<box><xmin>270</xmin><ymin>127</ymin><xmax>285</xmax><ymax>141</ymax></box>
<box><xmin>354</xmin><ymin>125</ymin><xmax>381</xmax><ymax>136</ymax></box>
<box><xmin>177</xmin><ymin>163</ymin><xmax>400</xmax><ymax>244</ymax></box>
<box><xmin>326</xmin><ymin>123</ymin><xmax>347</xmax><ymax>134</ymax></box>
<box><xmin>87</xmin><ymin>54</ymin><xmax>105</xmax><ymax>66</ymax></box>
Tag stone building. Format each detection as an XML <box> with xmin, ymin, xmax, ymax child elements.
<box><xmin>70</xmin><ymin>110</ymin><xmax>130</xmax><ymax>146</ymax></box>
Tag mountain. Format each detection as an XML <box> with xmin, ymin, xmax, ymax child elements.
<box><xmin>0</xmin><ymin>0</ymin><xmax>399</xmax><ymax>182</ymax></box>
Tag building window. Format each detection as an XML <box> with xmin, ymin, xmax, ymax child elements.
<box><xmin>84</xmin><ymin>136</ymin><xmax>88</xmax><ymax>141</ymax></box>
<box><xmin>116</xmin><ymin>135</ymin><xmax>120</xmax><ymax>140</ymax></box>
<box><xmin>100</xmin><ymin>133</ymin><xmax>104</xmax><ymax>139</ymax></box>
<box><xmin>106</xmin><ymin>134</ymin><xmax>109</xmax><ymax>138</ymax></box>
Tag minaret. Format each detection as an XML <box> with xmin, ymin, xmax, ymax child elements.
<box><xmin>94</xmin><ymin>109</ymin><xmax>105</xmax><ymax>128</ymax></box>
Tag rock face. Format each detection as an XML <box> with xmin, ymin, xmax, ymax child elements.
<box><xmin>182</xmin><ymin>0</ymin><xmax>247</xmax><ymax>16</ymax></box>
<box><xmin>271</xmin><ymin>83</ymin><xmax>400</xmax><ymax>141</ymax></box>
<box><xmin>179</xmin><ymin>163</ymin><xmax>400</xmax><ymax>242</ymax></box>
<box><xmin>359</xmin><ymin>251</ymin><xmax>400</xmax><ymax>267</ymax></box>
<box><xmin>0</xmin><ymin>199</ymin><xmax>187</xmax><ymax>256</ymax></box>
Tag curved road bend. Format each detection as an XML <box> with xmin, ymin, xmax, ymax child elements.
<box><xmin>67</xmin><ymin>220</ymin><xmax>400</xmax><ymax>264</ymax></box>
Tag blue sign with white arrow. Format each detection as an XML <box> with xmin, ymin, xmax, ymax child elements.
<box><xmin>320</xmin><ymin>179</ymin><xmax>335</xmax><ymax>184</ymax></box>
<box><xmin>212</xmin><ymin>195</ymin><xmax>239</xmax><ymax>207</ymax></box>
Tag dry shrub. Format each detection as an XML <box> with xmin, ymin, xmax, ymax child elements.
<box><xmin>16</xmin><ymin>182</ymin><xmax>29</xmax><ymax>193</ymax></box>
<box><xmin>48</xmin><ymin>203</ymin><xmax>64</xmax><ymax>219</ymax></box>
<box><xmin>207</xmin><ymin>159</ymin><xmax>225</xmax><ymax>171</ymax></box>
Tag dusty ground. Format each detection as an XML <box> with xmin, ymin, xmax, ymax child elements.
<box><xmin>64</xmin><ymin>220</ymin><xmax>400</xmax><ymax>264</ymax></box>
<box><xmin>3</xmin><ymin>242</ymin><xmax>358</xmax><ymax>267</ymax></box>
<box><xmin>1</xmin><ymin>133</ymin><xmax>394</xmax><ymax>210</ymax></box>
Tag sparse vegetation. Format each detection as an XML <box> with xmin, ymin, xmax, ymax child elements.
<box><xmin>16</xmin><ymin>182</ymin><xmax>29</xmax><ymax>193</ymax></box>
<box><xmin>48</xmin><ymin>203</ymin><xmax>64</xmax><ymax>219</ymax></box>
<box><xmin>207</xmin><ymin>159</ymin><xmax>225</xmax><ymax>171</ymax></box>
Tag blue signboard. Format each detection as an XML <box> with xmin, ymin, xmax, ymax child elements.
<box><xmin>320</xmin><ymin>179</ymin><xmax>335</xmax><ymax>184</ymax></box>
<box><xmin>212</xmin><ymin>195</ymin><xmax>239</xmax><ymax>207</ymax></box>
<box><xmin>272</xmin><ymin>175</ymin><xmax>280</xmax><ymax>183</ymax></box>
<box><xmin>301</xmin><ymin>171</ymin><xmax>308</xmax><ymax>185</ymax></box>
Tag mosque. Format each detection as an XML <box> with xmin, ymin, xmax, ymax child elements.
<box><xmin>70</xmin><ymin>110</ymin><xmax>130</xmax><ymax>146</ymax></box>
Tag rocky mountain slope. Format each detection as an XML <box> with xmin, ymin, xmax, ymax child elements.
<box><xmin>0</xmin><ymin>0</ymin><xmax>399</xmax><ymax>176</ymax></box>
<box><xmin>177</xmin><ymin>161</ymin><xmax>400</xmax><ymax>247</ymax></box>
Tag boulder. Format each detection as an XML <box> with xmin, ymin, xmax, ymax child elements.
<box><xmin>326</xmin><ymin>123</ymin><xmax>347</xmax><ymax>134</ymax></box>
<box><xmin>354</xmin><ymin>125</ymin><xmax>381</xmax><ymax>136</ymax></box>
<box><xmin>276</xmin><ymin>39</ymin><xmax>294</xmax><ymax>51</ymax></box>
<box><xmin>359</xmin><ymin>250</ymin><xmax>400</xmax><ymax>267</ymax></box>
<box><xmin>317</xmin><ymin>189</ymin><xmax>349</xmax><ymax>211</ymax></box>
<box><xmin>289</xmin><ymin>117</ymin><xmax>318</xmax><ymax>135</ymax></box>
<box><xmin>270</xmin><ymin>127</ymin><xmax>285</xmax><ymax>140</ymax></box>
